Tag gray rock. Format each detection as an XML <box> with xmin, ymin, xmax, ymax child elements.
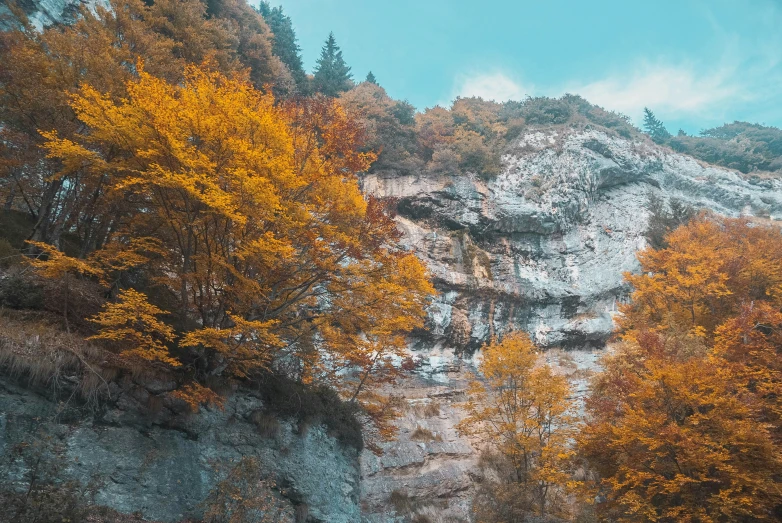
<box><xmin>0</xmin><ymin>378</ymin><xmax>361</xmax><ymax>522</ymax></box>
<box><xmin>358</xmin><ymin>129</ymin><xmax>782</xmax><ymax>520</ymax></box>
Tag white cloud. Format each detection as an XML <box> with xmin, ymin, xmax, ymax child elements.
<box><xmin>442</xmin><ymin>72</ymin><xmax>532</xmax><ymax>106</ymax></box>
<box><xmin>569</xmin><ymin>62</ymin><xmax>748</xmax><ymax>123</ymax></box>
<box><xmin>441</xmin><ymin>1</ymin><xmax>782</xmax><ymax>127</ymax></box>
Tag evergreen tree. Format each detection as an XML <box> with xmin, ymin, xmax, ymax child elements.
<box><xmin>256</xmin><ymin>2</ymin><xmax>308</xmax><ymax>91</ymax></box>
<box><xmin>313</xmin><ymin>32</ymin><xmax>353</xmax><ymax>97</ymax></box>
<box><xmin>643</xmin><ymin>107</ymin><xmax>672</xmax><ymax>143</ymax></box>
<box><xmin>365</xmin><ymin>71</ymin><xmax>378</xmax><ymax>85</ymax></box>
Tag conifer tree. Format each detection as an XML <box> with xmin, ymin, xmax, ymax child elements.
<box><xmin>313</xmin><ymin>32</ymin><xmax>353</xmax><ymax>97</ymax></box>
<box><xmin>365</xmin><ymin>71</ymin><xmax>378</xmax><ymax>85</ymax></box>
<box><xmin>256</xmin><ymin>1</ymin><xmax>308</xmax><ymax>91</ymax></box>
<box><xmin>643</xmin><ymin>107</ymin><xmax>672</xmax><ymax>143</ymax></box>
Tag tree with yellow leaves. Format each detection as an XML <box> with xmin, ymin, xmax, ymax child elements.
<box><xmin>41</xmin><ymin>64</ymin><xmax>433</xmax><ymax>422</ymax></box>
<box><xmin>26</xmin><ymin>241</ymin><xmax>103</xmax><ymax>332</ymax></box>
<box><xmin>88</xmin><ymin>288</ymin><xmax>178</xmax><ymax>367</ymax></box>
<box><xmin>580</xmin><ymin>216</ymin><xmax>782</xmax><ymax>521</ymax></box>
<box><xmin>458</xmin><ymin>331</ymin><xmax>577</xmax><ymax>521</ymax></box>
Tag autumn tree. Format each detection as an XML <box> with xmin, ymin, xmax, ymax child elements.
<box><xmin>580</xmin><ymin>216</ymin><xmax>782</xmax><ymax>521</ymax></box>
<box><xmin>42</xmin><ymin>65</ymin><xmax>433</xmax><ymax>418</ymax></box>
<box><xmin>26</xmin><ymin>241</ymin><xmax>103</xmax><ymax>332</ymax></box>
<box><xmin>413</xmin><ymin>98</ymin><xmax>504</xmax><ymax>177</ymax></box>
<box><xmin>458</xmin><ymin>332</ymin><xmax>577</xmax><ymax>521</ymax></box>
<box><xmin>88</xmin><ymin>288</ymin><xmax>178</xmax><ymax>367</ymax></box>
<box><xmin>312</xmin><ymin>32</ymin><xmax>353</xmax><ymax>97</ymax></box>
<box><xmin>0</xmin><ymin>0</ymin><xmax>285</xmax><ymax>251</ymax></box>
<box><xmin>340</xmin><ymin>82</ymin><xmax>421</xmax><ymax>173</ymax></box>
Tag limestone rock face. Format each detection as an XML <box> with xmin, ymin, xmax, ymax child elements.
<box><xmin>0</xmin><ymin>377</ymin><xmax>362</xmax><ymax>523</ymax></box>
<box><xmin>358</xmin><ymin>129</ymin><xmax>782</xmax><ymax>521</ymax></box>
<box><xmin>0</xmin><ymin>0</ymin><xmax>103</xmax><ymax>30</ymax></box>
<box><xmin>363</xmin><ymin>129</ymin><xmax>782</xmax><ymax>352</ymax></box>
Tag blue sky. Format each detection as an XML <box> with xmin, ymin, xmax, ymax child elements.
<box><xmin>264</xmin><ymin>0</ymin><xmax>782</xmax><ymax>134</ymax></box>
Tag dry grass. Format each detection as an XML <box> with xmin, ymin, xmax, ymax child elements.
<box><xmin>250</xmin><ymin>410</ymin><xmax>282</xmax><ymax>439</ymax></box>
<box><xmin>410</xmin><ymin>425</ymin><xmax>443</xmax><ymax>442</ymax></box>
<box><xmin>410</xmin><ymin>400</ymin><xmax>441</xmax><ymax>418</ymax></box>
<box><xmin>0</xmin><ymin>310</ymin><xmax>116</xmax><ymax>408</ymax></box>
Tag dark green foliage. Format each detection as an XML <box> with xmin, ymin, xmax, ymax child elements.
<box><xmin>255</xmin><ymin>373</ymin><xmax>363</xmax><ymax>450</ymax></box>
<box><xmin>256</xmin><ymin>1</ymin><xmax>308</xmax><ymax>92</ymax></box>
<box><xmin>669</xmin><ymin>121</ymin><xmax>782</xmax><ymax>174</ymax></box>
<box><xmin>392</xmin><ymin>100</ymin><xmax>415</xmax><ymax>126</ymax></box>
<box><xmin>0</xmin><ymin>271</ymin><xmax>44</xmax><ymax>309</ymax></box>
<box><xmin>365</xmin><ymin>71</ymin><xmax>378</xmax><ymax>85</ymax></box>
<box><xmin>642</xmin><ymin>107</ymin><xmax>672</xmax><ymax>143</ymax></box>
<box><xmin>645</xmin><ymin>193</ymin><xmax>696</xmax><ymax>249</ymax></box>
<box><xmin>340</xmin><ymin>83</ymin><xmax>421</xmax><ymax>174</ymax></box>
<box><xmin>0</xmin><ymin>209</ymin><xmax>35</xmax><ymax>249</ymax></box>
<box><xmin>521</xmin><ymin>96</ymin><xmax>573</xmax><ymax>125</ymax></box>
<box><xmin>312</xmin><ymin>32</ymin><xmax>353</xmax><ymax>97</ymax></box>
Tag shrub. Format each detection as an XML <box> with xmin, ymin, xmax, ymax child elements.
<box><xmin>0</xmin><ymin>271</ymin><xmax>44</xmax><ymax>309</ymax></box>
<box><xmin>203</xmin><ymin>457</ymin><xmax>294</xmax><ymax>523</ymax></box>
<box><xmin>250</xmin><ymin>410</ymin><xmax>281</xmax><ymax>439</ymax></box>
<box><xmin>645</xmin><ymin>193</ymin><xmax>696</xmax><ymax>249</ymax></box>
<box><xmin>255</xmin><ymin>374</ymin><xmax>363</xmax><ymax>450</ymax></box>
<box><xmin>410</xmin><ymin>426</ymin><xmax>442</xmax><ymax>442</ymax></box>
<box><xmin>522</xmin><ymin>97</ymin><xmax>573</xmax><ymax>125</ymax></box>
<box><xmin>411</xmin><ymin>401</ymin><xmax>441</xmax><ymax>418</ymax></box>
<box><xmin>0</xmin><ymin>432</ymin><xmax>98</xmax><ymax>523</ymax></box>
<box><xmin>0</xmin><ymin>238</ymin><xmax>20</xmax><ymax>267</ymax></box>
<box><xmin>0</xmin><ymin>209</ymin><xmax>35</xmax><ymax>249</ymax></box>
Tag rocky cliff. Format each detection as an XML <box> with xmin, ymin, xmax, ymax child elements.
<box><xmin>0</xmin><ymin>0</ymin><xmax>96</xmax><ymax>29</ymax></box>
<box><xmin>357</xmin><ymin>128</ymin><xmax>782</xmax><ymax>521</ymax></box>
<box><xmin>0</xmin><ymin>375</ymin><xmax>362</xmax><ymax>522</ymax></box>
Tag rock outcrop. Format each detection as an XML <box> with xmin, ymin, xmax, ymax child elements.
<box><xmin>358</xmin><ymin>129</ymin><xmax>782</xmax><ymax>521</ymax></box>
<box><xmin>0</xmin><ymin>0</ymin><xmax>96</xmax><ymax>29</ymax></box>
<box><xmin>0</xmin><ymin>376</ymin><xmax>362</xmax><ymax>522</ymax></box>
<box><xmin>364</xmin><ymin>129</ymin><xmax>781</xmax><ymax>353</ymax></box>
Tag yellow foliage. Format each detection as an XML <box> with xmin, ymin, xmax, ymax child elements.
<box><xmin>26</xmin><ymin>241</ymin><xmax>103</xmax><ymax>280</ymax></box>
<box><xmin>458</xmin><ymin>331</ymin><xmax>577</xmax><ymax>518</ymax></box>
<box><xmin>170</xmin><ymin>382</ymin><xmax>225</xmax><ymax>413</ymax></box>
<box><xmin>88</xmin><ymin>288</ymin><xmax>179</xmax><ymax>367</ymax></box>
<box><xmin>40</xmin><ymin>64</ymin><xmax>433</xmax><ymax>420</ymax></box>
<box><xmin>581</xmin><ymin>217</ymin><xmax>782</xmax><ymax>521</ymax></box>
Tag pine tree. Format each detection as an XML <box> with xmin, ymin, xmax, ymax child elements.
<box><xmin>256</xmin><ymin>2</ymin><xmax>307</xmax><ymax>91</ymax></box>
<box><xmin>365</xmin><ymin>71</ymin><xmax>378</xmax><ymax>85</ymax></box>
<box><xmin>642</xmin><ymin>107</ymin><xmax>672</xmax><ymax>143</ymax></box>
<box><xmin>313</xmin><ymin>32</ymin><xmax>353</xmax><ymax>97</ymax></box>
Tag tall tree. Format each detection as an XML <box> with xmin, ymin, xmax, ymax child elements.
<box><xmin>365</xmin><ymin>71</ymin><xmax>378</xmax><ymax>85</ymax></box>
<box><xmin>313</xmin><ymin>32</ymin><xmax>353</xmax><ymax>97</ymax></box>
<box><xmin>458</xmin><ymin>332</ymin><xmax>577</xmax><ymax>521</ymax></box>
<box><xmin>643</xmin><ymin>107</ymin><xmax>672</xmax><ymax>143</ymax></box>
<box><xmin>41</xmin><ymin>64</ymin><xmax>434</xmax><ymax>422</ymax></box>
<box><xmin>580</xmin><ymin>217</ymin><xmax>782</xmax><ymax>521</ymax></box>
<box><xmin>256</xmin><ymin>1</ymin><xmax>308</xmax><ymax>92</ymax></box>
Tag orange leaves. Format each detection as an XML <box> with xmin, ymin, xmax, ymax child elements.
<box><xmin>582</xmin><ymin>217</ymin><xmax>782</xmax><ymax>521</ymax></box>
<box><xmin>180</xmin><ymin>316</ymin><xmax>282</xmax><ymax>378</ymax></box>
<box><xmin>623</xmin><ymin>215</ymin><xmax>782</xmax><ymax>339</ymax></box>
<box><xmin>170</xmin><ymin>382</ymin><xmax>225</xmax><ymax>413</ymax></box>
<box><xmin>38</xmin><ymin>61</ymin><xmax>433</xmax><ymax>421</ymax></box>
<box><xmin>581</xmin><ymin>336</ymin><xmax>781</xmax><ymax>522</ymax></box>
<box><xmin>88</xmin><ymin>288</ymin><xmax>179</xmax><ymax>367</ymax></box>
<box><xmin>26</xmin><ymin>241</ymin><xmax>103</xmax><ymax>280</ymax></box>
<box><xmin>458</xmin><ymin>332</ymin><xmax>577</xmax><ymax>517</ymax></box>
